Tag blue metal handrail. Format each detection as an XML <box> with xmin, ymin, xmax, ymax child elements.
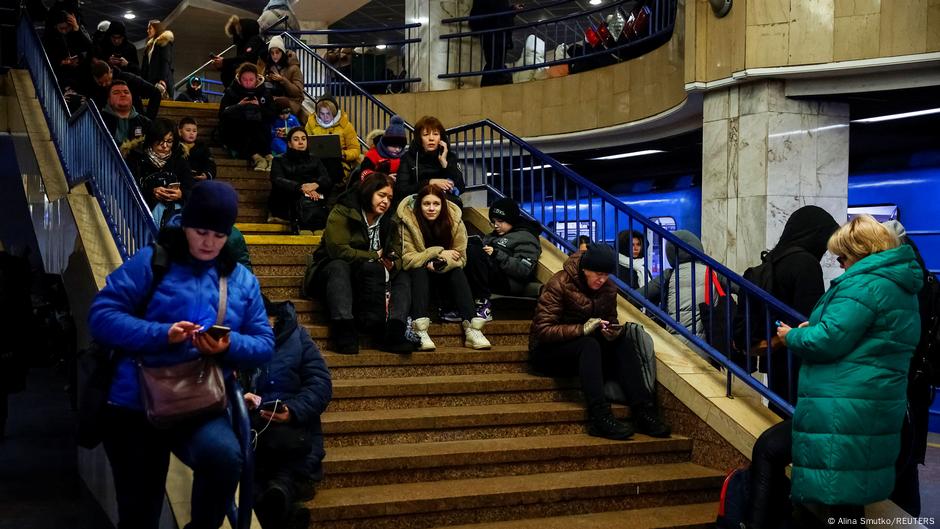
<box><xmin>280</xmin><ymin>32</ymin><xmax>415</xmax><ymax>144</ymax></box>
<box><xmin>283</xmin><ymin>23</ymin><xmax>422</xmax><ymax>92</ymax></box>
<box><xmin>439</xmin><ymin>0</ymin><xmax>676</xmax><ymax>79</ymax></box>
<box><xmin>451</xmin><ymin>119</ymin><xmax>802</xmax><ymax>415</ymax></box>
<box><xmin>17</xmin><ymin>16</ymin><xmax>255</xmax><ymax>528</ymax></box>
<box><xmin>282</xmin><ymin>25</ymin><xmax>801</xmax><ymax>414</ymax></box>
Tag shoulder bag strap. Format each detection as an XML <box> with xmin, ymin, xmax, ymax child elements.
<box><xmin>215</xmin><ymin>276</ymin><xmax>228</xmax><ymax>326</ymax></box>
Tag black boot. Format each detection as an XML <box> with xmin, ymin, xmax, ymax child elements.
<box><xmin>587</xmin><ymin>402</ymin><xmax>634</xmax><ymax>440</ymax></box>
<box><xmin>255</xmin><ymin>480</ymin><xmax>291</xmax><ymax>528</ymax></box>
<box><xmin>330</xmin><ymin>319</ymin><xmax>359</xmax><ymax>355</ymax></box>
<box><xmin>382</xmin><ymin>319</ymin><xmax>415</xmax><ymax>354</ymax></box>
<box><xmin>632</xmin><ymin>402</ymin><xmax>671</xmax><ymax>438</ymax></box>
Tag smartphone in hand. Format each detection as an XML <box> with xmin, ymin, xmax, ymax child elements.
<box><xmin>260</xmin><ymin>400</ymin><xmax>287</xmax><ymax>413</ymax></box>
<box><xmin>201</xmin><ymin>325</ymin><xmax>231</xmax><ymax>340</ymax></box>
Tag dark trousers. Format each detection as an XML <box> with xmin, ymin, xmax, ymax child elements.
<box><xmin>479</xmin><ymin>31</ymin><xmax>512</xmax><ymax>87</ymax></box>
<box><xmin>314</xmin><ymin>260</ymin><xmax>410</xmax><ymax>324</ymax></box>
<box><xmin>749</xmin><ymin>419</ymin><xmax>793</xmax><ymax>529</ymax></box>
<box><xmin>410</xmin><ymin>267</ymin><xmax>476</xmax><ymax>321</ymax></box>
<box><xmin>891</xmin><ymin>373</ymin><xmax>931</xmax><ymax>516</ymax></box>
<box><xmin>465</xmin><ymin>243</ymin><xmax>512</xmax><ymax>300</ymax></box>
<box><xmin>102</xmin><ymin>406</ymin><xmax>243</xmax><ymax>529</ymax></box>
<box><xmin>220</xmin><ymin>117</ymin><xmax>271</xmax><ymax>159</ymax></box>
<box><xmin>766</xmin><ymin>350</ymin><xmax>800</xmax><ymax>418</ymax></box>
<box><xmin>532</xmin><ymin>334</ymin><xmax>652</xmax><ymax>408</ymax></box>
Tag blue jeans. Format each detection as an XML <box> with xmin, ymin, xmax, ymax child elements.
<box><xmin>103</xmin><ymin>406</ymin><xmax>243</xmax><ymax>529</ymax></box>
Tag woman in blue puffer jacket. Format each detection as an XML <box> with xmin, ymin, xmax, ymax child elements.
<box><xmin>243</xmin><ymin>298</ymin><xmax>332</xmax><ymax>529</ymax></box>
<box><xmin>89</xmin><ymin>181</ymin><xmax>274</xmax><ymax>529</ymax></box>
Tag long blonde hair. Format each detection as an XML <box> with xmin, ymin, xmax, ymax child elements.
<box><xmin>828</xmin><ymin>214</ymin><xmax>898</xmax><ymax>263</ymax></box>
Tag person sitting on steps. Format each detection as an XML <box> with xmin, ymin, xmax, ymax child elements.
<box><xmin>267</xmin><ymin>127</ymin><xmax>332</xmax><ymax>234</ymax></box>
<box><xmin>397</xmin><ymin>185</ymin><xmax>491</xmax><ymax>351</ymax></box>
<box><xmin>218</xmin><ymin>62</ymin><xmax>276</xmax><ymax>172</ymax></box>
<box><xmin>465</xmin><ymin>197</ymin><xmax>542</xmax><ymax>321</ymax></box>
<box><xmin>302</xmin><ymin>173</ymin><xmax>413</xmax><ymax>355</ymax></box>
<box><xmin>529</xmin><ymin>243</ymin><xmax>671</xmax><ymax>440</ymax></box>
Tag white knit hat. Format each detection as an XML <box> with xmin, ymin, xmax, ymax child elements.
<box><xmin>267</xmin><ymin>35</ymin><xmax>285</xmax><ymax>52</ymax></box>
<box><xmin>97</xmin><ymin>20</ymin><xmax>111</xmax><ymax>32</ymax></box>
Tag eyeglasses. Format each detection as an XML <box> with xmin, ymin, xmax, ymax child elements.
<box><xmin>157</xmin><ymin>138</ymin><xmax>174</xmax><ymax>146</ymax></box>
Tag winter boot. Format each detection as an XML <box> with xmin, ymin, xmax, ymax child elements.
<box><xmin>587</xmin><ymin>402</ymin><xmax>634</xmax><ymax>440</ymax></box>
<box><xmin>251</xmin><ymin>153</ymin><xmax>267</xmax><ymax>171</ymax></box>
<box><xmin>264</xmin><ymin>153</ymin><xmax>274</xmax><ymax>171</ymax></box>
<box><xmin>462</xmin><ymin>318</ymin><xmax>492</xmax><ymax>350</ymax></box>
<box><xmin>382</xmin><ymin>319</ymin><xmax>416</xmax><ymax>354</ymax></box>
<box><xmin>632</xmin><ymin>402</ymin><xmax>671</xmax><ymax>438</ymax></box>
<box><xmin>330</xmin><ymin>319</ymin><xmax>358</xmax><ymax>355</ymax></box>
<box><xmin>412</xmin><ymin>317</ymin><xmax>436</xmax><ymax>351</ymax></box>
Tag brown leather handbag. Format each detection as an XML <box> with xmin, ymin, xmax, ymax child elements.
<box><xmin>138</xmin><ymin>276</ymin><xmax>229</xmax><ymax>428</ymax></box>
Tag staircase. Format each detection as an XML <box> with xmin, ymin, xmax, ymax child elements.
<box><xmin>158</xmin><ymin>101</ymin><xmax>724</xmax><ymax>529</ymax></box>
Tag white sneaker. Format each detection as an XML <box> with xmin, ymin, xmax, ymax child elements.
<box><xmin>463</xmin><ymin>318</ymin><xmax>491</xmax><ymax>350</ymax></box>
<box><xmin>413</xmin><ymin>317</ymin><xmax>436</xmax><ymax>351</ymax></box>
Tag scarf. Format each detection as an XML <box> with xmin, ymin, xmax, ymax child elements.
<box><xmin>316</xmin><ymin>109</ymin><xmax>342</xmax><ymax>129</ymax></box>
<box><xmin>146</xmin><ymin>147</ymin><xmax>172</xmax><ymax>169</ymax></box>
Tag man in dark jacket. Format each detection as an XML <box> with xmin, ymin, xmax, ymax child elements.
<box><xmin>465</xmin><ymin>197</ymin><xmax>541</xmax><ymax>320</ymax></box>
<box><xmin>89</xmin><ymin>60</ymin><xmax>162</xmax><ymax>120</ymax></box>
<box><xmin>93</xmin><ymin>20</ymin><xmax>139</xmax><ymax>75</ymax></box>
<box><xmin>100</xmin><ymin>80</ymin><xmax>151</xmax><ymax>150</ymax></box>
<box><xmin>468</xmin><ymin>0</ymin><xmax>519</xmax><ymax>86</ymax></box>
<box><xmin>243</xmin><ymin>299</ymin><xmax>332</xmax><ymax>529</ymax></box>
<box><xmin>42</xmin><ymin>9</ymin><xmax>92</xmax><ymax>93</ymax></box>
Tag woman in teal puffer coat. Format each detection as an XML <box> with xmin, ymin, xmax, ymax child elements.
<box><xmin>762</xmin><ymin>214</ymin><xmax>922</xmax><ymax>526</ymax></box>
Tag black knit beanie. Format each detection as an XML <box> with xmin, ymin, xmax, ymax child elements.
<box><xmin>181</xmin><ymin>181</ymin><xmax>239</xmax><ymax>235</ymax></box>
<box><xmin>580</xmin><ymin>243</ymin><xmax>617</xmax><ymax>274</ymax></box>
<box><xmin>489</xmin><ymin>198</ymin><xmax>520</xmax><ymax>225</ymax></box>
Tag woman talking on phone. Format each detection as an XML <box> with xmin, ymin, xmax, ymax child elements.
<box><xmin>397</xmin><ymin>185</ymin><xmax>490</xmax><ymax>351</ymax></box>
<box><xmin>88</xmin><ymin>181</ymin><xmax>274</xmax><ymax>529</ymax></box>
<box><xmin>529</xmin><ymin>243</ymin><xmax>670</xmax><ymax>441</ymax></box>
<box><xmin>395</xmin><ymin>115</ymin><xmax>465</xmax><ymax>206</ymax></box>
<box><xmin>125</xmin><ymin>118</ymin><xmax>195</xmax><ymax>227</ymax></box>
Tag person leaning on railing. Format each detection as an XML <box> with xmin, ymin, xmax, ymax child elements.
<box><xmin>87</xmin><ymin>181</ymin><xmax>274</xmax><ymax>529</ymax></box>
<box><xmin>642</xmin><ymin>230</ymin><xmax>711</xmax><ymax>342</ymax></box>
<box><xmin>528</xmin><ymin>243</ymin><xmax>670</xmax><ymax>441</ymax></box>
<box><xmin>747</xmin><ymin>215</ymin><xmax>922</xmax><ymax>529</ymax></box>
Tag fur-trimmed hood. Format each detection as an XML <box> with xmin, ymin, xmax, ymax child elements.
<box><xmin>147</xmin><ymin>30</ymin><xmax>174</xmax><ymax>48</ymax></box>
<box><xmin>365</xmin><ymin>129</ymin><xmax>384</xmax><ymax>149</ymax></box>
<box><xmin>225</xmin><ymin>15</ymin><xmax>261</xmax><ymax>41</ymax></box>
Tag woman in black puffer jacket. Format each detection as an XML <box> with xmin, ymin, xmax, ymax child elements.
<box><xmin>395</xmin><ymin>115</ymin><xmax>466</xmax><ymax>207</ymax></box>
<box><xmin>268</xmin><ymin>127</ymin><xmax>332</xmax><ymax>232</ymax></box>
<box><xmin>242</xmin><ymin>298</ymin><xmax>332</xmax><ymax>529</ymax></box>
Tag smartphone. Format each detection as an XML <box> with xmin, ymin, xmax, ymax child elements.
<box><xmin>774</xmin><ymin>320</ymin><xmax>784</xmax><ymax>328</ymax></box>
<box><xmin>166</xmin><ymin>182</ymin><xmax>181</xmax><ymax>189</ymax></box>
<box><xmin>606</xmin><ymin>323</ymin><xmax>623</xmax><ymax>332</ymax></box>
<box><xmin>260</xmin><ymin>400</ymin><xmax>287</xmax><ymax>413</ymax></box>
<box><xmin>202</xmin><ymin>324</ymin><xmax>231</xmax><ymax>340</ymax></box>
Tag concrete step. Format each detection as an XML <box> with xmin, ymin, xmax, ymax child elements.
<box><xmin>321</xmin><ymin>434</ymin><xmax>694</xmax><ymax>488</ymax></box>
<box><xmin>329</xmin><ymin>372</ymin><xmax>580</xmax><ymax>411</ymax></box>
<box><xmin>237</xmin><ymin>213</ymin><xmax>268</xmax><ymax>223</ymax></box>
<box><xmin>305</xmin><ymin>320</ymin><xmax>531</xmax><ymax>348</ymax></box>
<box><xmin>228</xmin><ymin>178</ymin><xmax>272</xmax><ymax>191</ymax></box>
<box><xmin>321</xmin><ymin>401</ymin><xmax>626</xmax><ymax>447</ymax></box>
<box><xmin>305</xmin><ymin>463</ymin><xmax>724</xmax><ymax>529</ymax></box>
<box><xmin>437</xmin><ymin>502</ymin><xmax>719</xmax><ymax>529</ymax></box>
<box><xmin>236</xmin><ymin>222</ymin><xmax>291</xmax><ymax>235</ymax></box>
<box><xmin>321</xmin><ymin>346</ymin><xmax>530</xmax><ymax>379</ymax></box>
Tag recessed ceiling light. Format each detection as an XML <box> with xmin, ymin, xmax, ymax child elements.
<box><xmin>589</xmin><ymin>0</ymin><xmax>602</xmax><ymax>5</ymax></box>
<box><xmin>589</xmin><ymin>149</ymin><xmax>664</xmax><ymax>161</ymax></box>
<box><xmin>123</xmin><ymin>12</ymin><xmax>135</xmax><ymax>19</ymax></box>
<box><xmin>376</xmin><ymin>44</ymin><xmax>388</xmax><ymax>50</ymax></box>
<box><xmin>850</xmin><ymin>107</ymin><xmax>940</xmax><ymax>123</ymax></box>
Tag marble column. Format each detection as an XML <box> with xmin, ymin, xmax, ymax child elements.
<box><xmin>701</xmin><ymin>80</ymin><xmax>849</xmax><ymax>286</ymax></box>
<box><xmin>405</xmin><ymin>0</ymin><xmax>474</xmax><ymax>91</ymax></box>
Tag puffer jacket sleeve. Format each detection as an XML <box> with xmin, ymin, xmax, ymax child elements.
<box><xmin>341</xmin><ymin>120</ymin><xmax>361</xmax><ymax>164</ymax></box>
<box><xmin>443</xmin><ymin>151</ymin><xmax>465</xmax><ymax>194</ymax></box>
<box><xmin>284</xmin><ymin>328</ymin><xmax>332</xmax><ymax>427</ymax></box>
<box><xmin>492</xmin><ymin>232</ymin><xmax>540</xmax><ymax>281</ymax></box>
<box><xmin>325</xmin><ymin>208</ymin><xmax>379</xmax><ymax>263</ymax></box>
<box><xmin>531</xmin><ymin>273</ymin><xmax>584</xmax><ymax>344</ymax></box>
<box><xmin>785</xmin><ymin>282</ymin><xmax>876</xmax><ymax>363</ymax></box>
<box><xmin>88</xmin><ymin>246</ymin><xmax>173</xmax><ymax>354</ymax></box>
<box><xmin>270</xmin><ymin>156</ymin><xmax>301</xmax><ymax>194</ymax></box>
<box><xmin>442</xmin><ymin>219</ymin><xmax>469</xmax><ymax>272</ymax></box>
<box><xmin>225</xmin><ymin>268</ymin><xmax>274</xmax><ymax>368</ymax></box>
<box><xmin>280</xmin><ymin>62</ymin><xmax>304</xmax><ymax>99</ymax></box>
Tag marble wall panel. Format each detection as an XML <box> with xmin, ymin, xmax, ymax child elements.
<box><xmin>766</xmin><ymin>112</ymin><xmax>805</xmax><ymax>196</ymax></box>
<box><xmin>878</xmin><ymin>0</ymin><xmax>928</xmax><ymax>56</ymax></box>
<box><xmin>814</xmin><ymin>114</ymin><xmax>851</xmax><ymax>198</ymax></box>
<box><xmin>703</xmin><ymin>89</ymin><xmax>729</xmax><ymax>123</ymax></box>
<box><xmin>703</xmin><ymin>119</ymin><xmax>730</xmax><ymax>200</ymax></box>
<box><xmin>833</xmin><ymin>14</ymin><xmax>881</xmax><ymax>61</ymax></box>
<box><xmin>738</xmin><ymin>82</ymin><xmax>769</xmax><ymax>116</ymax></box>
<box><xmin>765</xmin><ymin>195</ymin><xmax>804</xmax><ymax>250</ymax></box>
<box><xmin>702</xmin><ymin>198</ymin><xmax>730</xmax><ymax>263</ymax></box>
<box><xmin>737</xmin><ymin>113</ymin><xmax>769</xmax><ymax>197</ymax></box>
<box><xmin>748</xmin><ymin>0</ymin><xmax>790</xmax><ymax>25</ymax></box>
<box><xmin>735</xmin><ymin>196</ymin><xmax>768</xmax><ymax>271</ymax></box>
<box><xmin>745</xmin><ymin>24</ymin><xmax>790</xmax><ymax>68</ymax></box>
<box><xmin>788</xmin><ymin>0</ymin><xmax>835</xmax><ymax>64</ymax></box>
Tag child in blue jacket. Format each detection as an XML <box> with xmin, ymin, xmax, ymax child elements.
<box><xmin>271</xmin><ymin>103</ymin><xmax>302</xmax><ymax>156</ymax></box>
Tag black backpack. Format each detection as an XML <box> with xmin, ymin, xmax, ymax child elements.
<box><xmin>913</xmin><ymin>272</ymin><xmax>940</xmax><ymax>388</ymax></box>
<box><xmin>735</xmin><ymin>247</ymin><xmax>802</xmax><ymax>350</ymax></box>
<box><xmin>716</xmin><ymin>467</ymin><xmax>751</xmax><ymax>529</ymax></box>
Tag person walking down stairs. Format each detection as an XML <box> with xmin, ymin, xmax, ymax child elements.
<box><xmin>529</xmin><ymin>244</ymin><xmax>671</xmax><ymax>440</ymax></box>
<box><xmin>397</xmin><ymin>185</ymin><xmax>491</xmax><ymax>351</ymax></box>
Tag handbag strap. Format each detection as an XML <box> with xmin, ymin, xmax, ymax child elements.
<box><xmin>215</xmin><ymin>276</ymin><xmax>228</xmax><ymax>326</ymax></box>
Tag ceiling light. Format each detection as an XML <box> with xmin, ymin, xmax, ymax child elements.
<box><xmin>589</xmin><ymin>149</ymin><xmax>664</xmax><ymax>161</ymax></box>
<box><xmin>851</xmin><ymin>107</ymin><xmax>940</xmax><ymax>123</ymax></box>
<box><xmin>589</xmin><ymin>0</ymin><xmax>603</xmax><ymax>5</ymax></box>
<box><xmin>123</xmin><ymin>11</ymin><xmax>135</xmax><ymax>19</ymax></box>
<box><xmin>376</xmin><ymin>44</ymin><xmax>388</xmax><ymax>50</ymax></box>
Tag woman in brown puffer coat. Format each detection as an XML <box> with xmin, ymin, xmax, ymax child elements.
<box><xmin>529</xmin><ymin>244</ymin><xmax>670</xmax><ymax>441</ymax></box>
<box><xmin>259</xmin><ymin>35</ymin><xmax>307</xmax><ymax>122</ymax></box>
